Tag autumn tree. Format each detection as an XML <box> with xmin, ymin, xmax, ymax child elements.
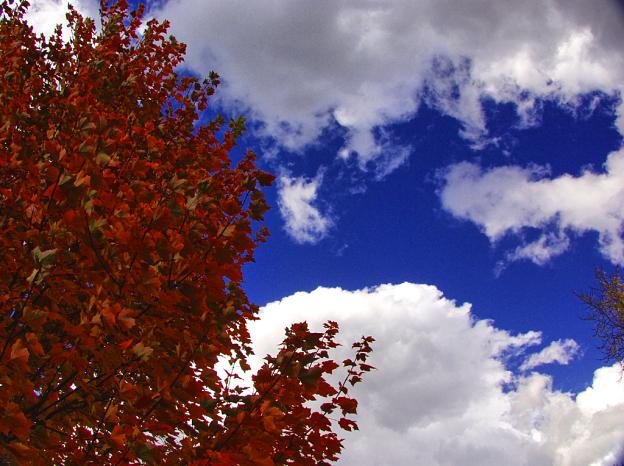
<box><xmin>580</xmin><ymin>269</ymin><xmax>624</xmax><ymax>366</ymax></box>
<box><xmin>0</xmin><ymin>1</ymin><xmax>373</xmax><ymax>464</ymax></box>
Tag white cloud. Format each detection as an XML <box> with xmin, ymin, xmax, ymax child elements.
<box><xmin>520</xmin><ymin>338</ymin><xmax>580</xmax><ymax>371</ymax></box>
<box><xmin>151</xmin><ymin>0</ymin><xmax>624</xmax><ymax>172</ymax></box>
<box><xmin>249</xmin><ymin>283</ymin><xmax>624</xmax><ymax>466</ymax></box>
<box><xmin>26</xmin><ymin>0</ymin><xmax>99</xmax><ymax>37</ymax></box>
<box><xmin>576</xmin><ymin>365</ymin><xmax>624</xmax><ymax>416</ymax></box>
<box><xmin>440</xmin><ymin>149</ymin><xmax>624</xmax><ymax>265</ymax></box>
<box><xmin>277</xmin><ymin>173</ymin><xmax>332</xmax><ymax>244</ymax></box>
<box><xmin>506</xmin><ymin>232</ymin><xmax>571</xmax><ymax>266</ymax></box>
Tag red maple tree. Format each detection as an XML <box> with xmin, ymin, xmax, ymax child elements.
<box><xmin>0</xmin><ymin>1</ymin><xmax>373</xmax><ymax>464</ymax></box>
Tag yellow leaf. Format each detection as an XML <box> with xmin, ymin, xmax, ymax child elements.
<box><xmin>95</xmin><ymin>152</ymin><xmax>110</xmax><ymax>165</ymax></box>
<box><xmin>132</xmin><ymin>342</ymin><xmax>154</xmax><ymax>361</ymax></box>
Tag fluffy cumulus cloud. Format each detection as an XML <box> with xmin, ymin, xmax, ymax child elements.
<box><xmin>249</xmin><ymin>283</ymin><xmax>624</xmax><ymax>466</ymax></box>
<box><xmin>276</xmin><ymin>173</ymin><xmax>333</xmax><ymax>244</ymax></box>
<box><xmin>439</xmin><ymin>149</ymin><xmax>624</xmax><ymax>265</ymax></box>
<box><xmin>151</xmin><ymin>0</ymin><xmax>624</xmax><ymax>168</ymax></box>
<box><xmin>520</xmin><ymin>338</ymin><xmax>580</xmax><ymax>371</ymax></box>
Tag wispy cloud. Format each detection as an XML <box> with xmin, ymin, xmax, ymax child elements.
<box><xmin>440</xmin><ymin>149</ymin><xmax>624</xmax><ymax>265</ymax></box>
<box><xmin>277</xmin><ymin>172</ymin><xmax>333</xmax><ymax>244</ymax></box>
<box><xmin>520</xmin><ymin>338</ymin><xmax>580</xmax><ymax>371</ymax></box>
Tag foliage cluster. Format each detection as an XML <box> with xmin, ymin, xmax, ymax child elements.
<box><xmin>581</xmin><ymin>269</ymin><xmax>624</xmax><ymax>366</ymax></box>
<box><xmin>0</xmin><ymin>1</ymin><xmax>373</xmax><ymax>464</ymax></box>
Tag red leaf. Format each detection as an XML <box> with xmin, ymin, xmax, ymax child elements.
<box><xmin>119</xmin><ymin>338</ymin><xmax>134</xmax><ymax>350</ymax></box>
<box><xmin>335</xmin><ymin>396</ymin><xmax>358</xmax><ymax>415</ymax></box>
<box><xmin>109</xmin><ymin>425</ymin><xmax>126</xmax><ymax>448</ymax></box>
<box><xmin>338</xmin><ymin>418</ymin><xmax>358</xmax><ymax>431</ymax></box>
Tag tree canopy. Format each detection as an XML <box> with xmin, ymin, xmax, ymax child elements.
<box><xmin>0</xmin><ymin>1</ymin><xmax>373</xmax><ymax>463</ymax></box>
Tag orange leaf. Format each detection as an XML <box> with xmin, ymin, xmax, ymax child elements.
<box><xmin>102</xmin><ymin>305</ymin><xmax>116</xmax><ymax>326</ymax></box>
<box><xmin>26</xmin><ymin>333</ymin><xmax>44</xmax><ymax>357</ymax></box>
<box><xmin>262</xmin><ymin>415</ymin><xmax>278</xmax><ymax>433</ymax></box>
<box><xmin>9</xmin><ymin>339</ymin><xmax>29</xmax><ymax>365</ymax></box>
<box><xmin>118</xmin><ymin>308</ymin><xmax>136</xmax><ymax>330</ymax></box>
<box><xmin>7</xmin><ymin>441</ymin><xmax>31</xmax><ymax>456</ymax></box>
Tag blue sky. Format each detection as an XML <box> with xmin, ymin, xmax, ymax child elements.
<box><xmin>29</xmin><ymin>1</ymin><xmax>624</xmax><ymax>464</ymax></box>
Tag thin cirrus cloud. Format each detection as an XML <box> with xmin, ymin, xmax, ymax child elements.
<box><xmin>439</xmin><ymin>149</ymin><xmax>624</xmax><ymax>265</ymax></box>
<box><xmin>520</xmin><ymin>338</ymin><xmax>580</xmax><ymax>371</ymax></box>
<box><xmin>249</xmin><ymin>283</ymin><xmax>624</xmax><ymax>466</ymax></box>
